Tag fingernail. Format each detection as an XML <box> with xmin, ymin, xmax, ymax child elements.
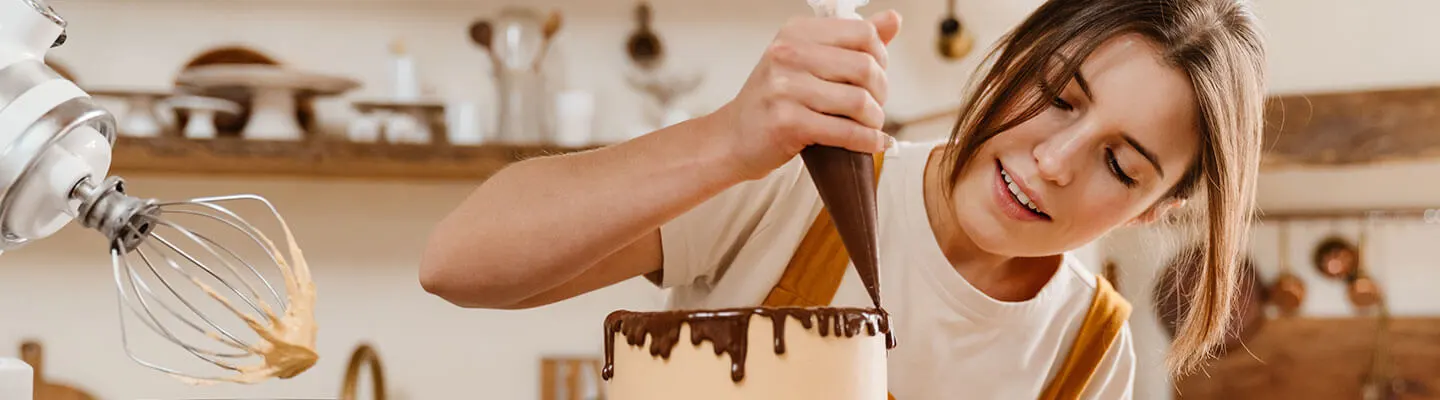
<box><xmin>878</xmin><ymin>132</ymin><xmax>891</xmax><ymax>152</ymax></box>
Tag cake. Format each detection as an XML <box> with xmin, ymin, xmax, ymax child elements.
<box><xmin>603</xmin><ymin>307</ymin><xmax>890</xmax><ymax>399</ymax></box>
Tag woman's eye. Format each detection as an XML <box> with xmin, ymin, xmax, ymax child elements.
<box><xmin>1050</xmin><ymin>96</ymin><xmax>1074</xmax><ymax>111</ymax></box>
<box><xmin>1107</xmin><ymin>148</ymin><xmax>1137</xmax><ymax>187</ymax></box>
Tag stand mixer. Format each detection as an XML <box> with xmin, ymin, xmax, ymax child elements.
<box><xmin>0</xmin><ymin>1</ymin><xmax>320</xmax><ymax>398</ymax></box>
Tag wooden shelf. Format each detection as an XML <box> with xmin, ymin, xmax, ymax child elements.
<box><xmin>1262</xmin><ymin>85</ymin><xmax>1440</xmax><ymax>170</ymax></box>
<box><xmin>109</xmin><ymin>136</ymin><xmax>592</xmax><ymax>181</ymax></box>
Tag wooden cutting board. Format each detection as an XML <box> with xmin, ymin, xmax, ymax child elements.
<box><xmin>19</xmin><ymin>341</ymin><xmax>95</xmax><ymax>400</ymax></box>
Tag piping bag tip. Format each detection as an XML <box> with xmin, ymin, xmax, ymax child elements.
<box><xmin>800</xmin><ymin>146</ymin><xmax>882</xmax><ymax>309</ymax></box>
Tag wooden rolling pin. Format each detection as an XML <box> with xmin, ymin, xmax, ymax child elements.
<box><xmin>19</xmin><ymin>341</ymin><xmax>94</xmax><ymax>400</ymax></box>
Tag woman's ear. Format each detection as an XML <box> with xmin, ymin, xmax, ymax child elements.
<box><xmin>1128</xmin><ymin>199</ymin><xmax>1186</xmax><ymax>226</ymax></box>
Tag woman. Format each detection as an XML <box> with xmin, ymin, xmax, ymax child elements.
<box><xmin>420</xmin><ymin>0</ymin><xmax>1267</xmax><ymax>398</ymax></box>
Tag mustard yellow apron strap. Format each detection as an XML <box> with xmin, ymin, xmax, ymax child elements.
<box><xmin>1037</xmin><ymin>275</ymin><xmax>1133</xmax><ymax>400</ymax></box>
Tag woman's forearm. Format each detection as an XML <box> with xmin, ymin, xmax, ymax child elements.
<box><xmin>419</xmin><ymin>115</ymin><xmax>744</xmax><ymax>307</ymax></box>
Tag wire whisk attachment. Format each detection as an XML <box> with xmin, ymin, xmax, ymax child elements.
<box><xmin>73</xmin><ymin>176</ymin><xmax>319</xmax><ymax>384</ymax></box>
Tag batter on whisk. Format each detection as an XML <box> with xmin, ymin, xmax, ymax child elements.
<box><xmin>179</xmin><ymin>211</ymin><xmax>319</xmax><ymax>384</ymax></box>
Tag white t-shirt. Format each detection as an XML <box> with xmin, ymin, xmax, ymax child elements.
<box><xmin>657</xmin><ymin>139</ymin><xmax>1136</xmax><ymax>399</ymax></box>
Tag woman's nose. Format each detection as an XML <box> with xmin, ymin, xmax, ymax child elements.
<box><xmin>1033</xmin><ymin>132</ymin><xmax>1083</xmax><ymax>187</ymax></box>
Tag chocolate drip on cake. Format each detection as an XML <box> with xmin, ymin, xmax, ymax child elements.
<box><xmin>602</xmin><ymin>307</ymin><xmax>889</xmax><ymax>383</ymax></box>
<box><xmin>800</xmin><ymin>146</ymin><xmax>884</xmax><ymax>310</ymax></box>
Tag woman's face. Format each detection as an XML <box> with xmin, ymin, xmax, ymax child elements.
<box><xmin>953</xmin><ymin>33</ymin><xmax>1202</xmax><ymax>257</ymax></box>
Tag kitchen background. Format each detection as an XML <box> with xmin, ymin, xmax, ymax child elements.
<box><xmin>1</xmin><ymin>0</ymin><xmax>1438</xmax><ymax>398</ymax></box>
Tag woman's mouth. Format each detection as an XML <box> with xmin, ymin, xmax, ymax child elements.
<box><xmin>995</xmin><ymin>161</ymin><xmax>1051</xmax><ymax>222</ymax></box>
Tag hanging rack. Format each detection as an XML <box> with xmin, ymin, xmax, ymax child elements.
<box><xmin>1256</xmin><ymin>207</ymin><xmax>1440</xmax><ymax>223</ymax></box>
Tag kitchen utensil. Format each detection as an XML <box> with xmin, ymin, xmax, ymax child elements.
<box><xmin>936</xmin><ymin>0</ymin><xmax>974</xmax><ymax>60</ymax></box>
<box><xmin>626</xmin><ymin>66</ymin><xmax>703</xmax><ymax>129</ymax></box>
<box><xmin>468</xmin><ymin>20</ymin><xmax>496</xmax><ymax>69</ymax></box>
<box><xmin>1270</xmin><ymin>221</ymin><xmax>1305</xmax><ymax>316</ymax></box>
<box><xmin>176</xmin><ymin>64</ymin><xmax>361</xmax><ymax>141</ymax></box>
<box><xmin>88</xmin><ymin>180</ymin><xmax>320</xmax><ymax>383</ymax></box>
<box><xmin>627</xmin><ymin>2</ymin><xmax>664</xmax><ymax>70</ymax></box>
<box><xmin>478</xmin><ymin>7</ymin><xmax>556</xmax><ymax>145</ymax></box>
<box><xmin>86</xmin><ymin>88</ymin><xmax>173</xmax><ymax>137</ymax></box>
<box><xmin>804</xmin><ymin>0</ymin><xmax>886</xmax><ymax>312</ymax></box>
<box><xmin>533</xmin><ymin>10</ymin><xmax>563</xmax><ymax>72</ymax></box>
<box><xmin>339</xmin><ymin>344</ymin><xmax>386</xmax><ymax>400</ymax></box>
<box><xmin>19</xmin><ymin>341</ymin><xmax>95</xmax><ymax>400</ymax></box>
<box><xmin>161</xmin><ymin>95</ymin><xmax>243</xmax><ymax>139</ymax></box>
<box><xmin>1313</xmin><ymin>235</ymin><xmax>1360</xmax><ymax>280</ymax></box>
<box><xmin>1152</xmin><ymin>244</ymin><xmax>1267</xmax><ymax>354</ymax></box>
<box><xmin>1</xmin><ymin>0</ymin><xmax>318</xmax><ymax>384</ymax></box>
<box><xmin>1348</xmin><ymin>223</ymin><xmax>1383</xmax><ymax>308</ymax></box>
<box><xmin>178</xmin><ymin>46</ymin><xmax>315</xmax><ymax>137</ymax></box>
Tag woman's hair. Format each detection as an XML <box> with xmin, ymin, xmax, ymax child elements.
<box><xmin>938</xmin><ymin>0</ymin><xmax>1267</xmax><ymax>377</ymax></box>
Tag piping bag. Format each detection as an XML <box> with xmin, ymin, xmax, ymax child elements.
<box><xmin>802</xmin><ymin>0</ymin><xmax>884</xmax><ymax>311</ymax></box>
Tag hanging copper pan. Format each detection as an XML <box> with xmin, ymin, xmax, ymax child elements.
<box><xmin>1270</xmin><ymin>222</ymin><xmax>1305</xmax><ymax>316</ymax></box>
<box><xmin>1152</xmin><ymin>243</ymin><xmax>1267</xmax><ymax>354</ymax></box>
<box><xmin>1313</xmin><ymin>235</ymin><xmax>1360</xmax><ymax>280</ymax></box>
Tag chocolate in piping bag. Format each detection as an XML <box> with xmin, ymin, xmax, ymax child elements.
<box><xmin>801</xmin><ymin>146</ymin><xmax>883</xmax><ymax>309</ymax></box>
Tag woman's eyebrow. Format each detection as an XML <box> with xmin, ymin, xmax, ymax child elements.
<box><xmin>1122</xmin><ymin>134</ymin><xmax>1165</xmax><ymax>177</ymax></box>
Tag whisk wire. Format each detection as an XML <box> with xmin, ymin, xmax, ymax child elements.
<box><xmin>113</xmin><ymin>248</ymin><xmax>236</xmax><ymax>381</ymax></box>
<box><xmin>160</xmin><ymin>207</ymin><xmax>286</xmax><ymax>307</ymax></box>
<box><xmin>132</xmin><ymin>242</ymin><xmax>253</xmax><ymax>354</ymax></box>
<box><xmin>149</xmin><ymin>228</ymin><xmax>268</xmax><ymax>318</ymax></box>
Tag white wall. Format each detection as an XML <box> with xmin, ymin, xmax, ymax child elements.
<box><xmin>5</xmin><ymin>0</ymin><xmax>1439</xmax><ymax>398</ymax></box>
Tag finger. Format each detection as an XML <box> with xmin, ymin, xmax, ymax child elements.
<box><xmin>796</xmin><ymin>108</ymin><xmax>889</xmax><ymax>154</ymax></box>
<box><xmin>790</xmin><ymin>42</ymin><xmax>889</xmax><ymax>106</ymax></box>
<box><xmin>784</xmin><ymin>73</ymin><xmax>885</xmax><ymax>130</ymax></box>
<box><xmin>868</xmin><ymin>10</ymin><xmax>903</xmax><ymax>45</ymax></box>
<box><xmin>789</xmin><ymin>18</ymin><xmax>889</xmax><ymax>69</ymax></box>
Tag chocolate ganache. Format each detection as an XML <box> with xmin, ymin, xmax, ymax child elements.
<box><xmin>602</xmin><ymin>307</ymin><xmax>890</xmax><ymax>382</ymax></box>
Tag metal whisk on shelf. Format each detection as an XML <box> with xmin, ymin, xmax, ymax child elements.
<box><xmin>72</xmin><ymin>176</ymin><xmax>317</xmax><ymax>383</ymax></box>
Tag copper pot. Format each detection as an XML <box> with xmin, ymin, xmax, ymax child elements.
<box><xmin>1269</xmin><ymin>272</ymin><xmax>1306</xmax><ymax>316</ymax></box>
<box><xmin>1349</xmin><ymin>275</ymin><xmax>1383</xmax><ymax>308</ymax></box>
<box><xmin>1152</xmin><ymin>244</ymin><xmax>1267</xmax><ymax>354</ymax></box>
<box><xmin>1313</xmin><ymin>236</ymin><xmax>1360</xmax><ymax>280</ymax></box>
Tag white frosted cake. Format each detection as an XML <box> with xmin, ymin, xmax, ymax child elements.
<box><xmin>602</xmin><ymin>307</ymin><xmax>891</xmax><ymax>399</ymax></box>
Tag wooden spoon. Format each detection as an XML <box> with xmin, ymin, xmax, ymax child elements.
<box><xmin>468</xmin><ymin>20</ymin><xmax>499</xmax><ymax>72</ymax></box>
<box><xmin>20</xmin><ymin>341</ymin><xmax>95</xmax><ymax>400</ymax></box>
<box><xmin>532</xmin><ymin>10</ymin><xmax>564</xmax><ymax>72</ymax></box>
<box><xmin>627</xmin><ymin>2</ymin><xmax>664</xmax><ymax>70</ymax></box>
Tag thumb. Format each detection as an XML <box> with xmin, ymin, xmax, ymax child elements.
<box><xmin>868</xmin><ymin>10</ymin><xmax>903</xmax><ymax>45</ymax></box>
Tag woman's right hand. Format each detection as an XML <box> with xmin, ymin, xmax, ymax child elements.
<box><xmin>708</xmin><ymin>10</ymin><xmax>904</xmax><ymax>181</ymax></box>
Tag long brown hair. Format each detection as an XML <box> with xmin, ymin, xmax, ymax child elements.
<box><xmin>939</xmin><ymin>0</ymin><xmax>1267</xmax><ymax>377</ymax></box>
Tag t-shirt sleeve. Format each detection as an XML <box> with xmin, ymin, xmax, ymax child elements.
<box><xmin>1082</xmin><ymin>321</ymin><xmax>1137</xmax><ymax>400</ymax></box>
<box><xmin>657</xmin><ymin>157</ymin><xmax>808</xmax><ymax>289</ymax></box>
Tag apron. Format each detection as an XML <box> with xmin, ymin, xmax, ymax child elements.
<box><xmin>761</xmin><ymin>152</ymin><xmax>1132</xmax><ymax>400</ymax></box>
